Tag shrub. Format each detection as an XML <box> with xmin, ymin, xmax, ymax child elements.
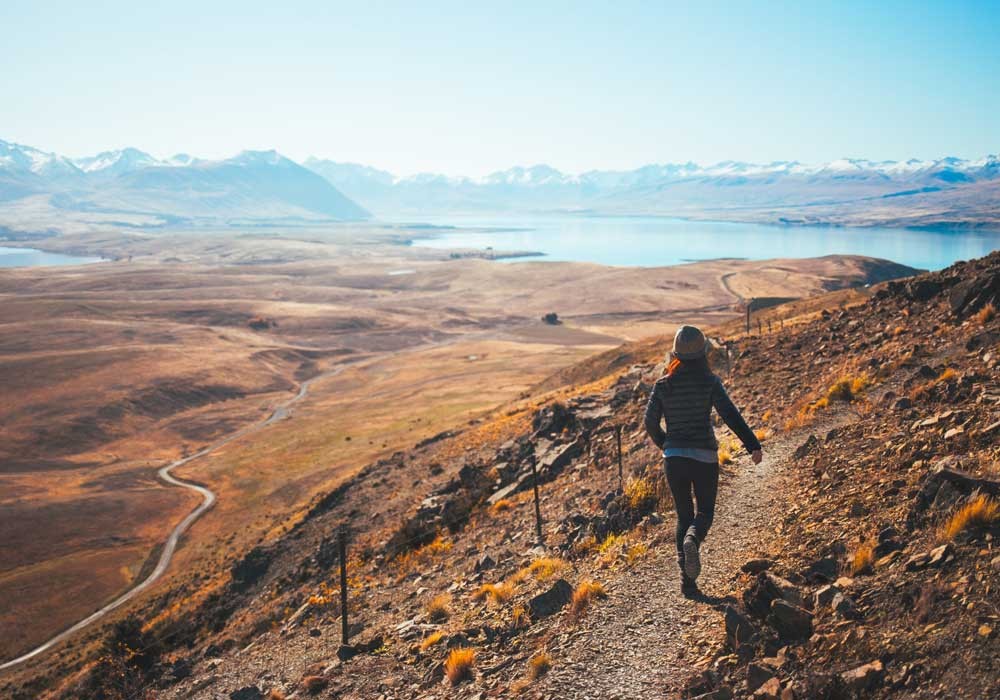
<box><xmin>420</xmin><ymin>630</ymin><xmax>445</xmax><ymax>651</ymax></box>
<box><xmin>301</xmin><ymin>675</ymin><xmax>328</xmax><ymax>694</ymax></box>
<box><xmin>492</xmin><ymin>498</ymin><xmax>514</xmax><ymax>513</ymax></box>
<box><xmin>849</xmin><ymin>543</ymin><xmax>874</xmax><ymax>576</ymax></box>
<box><xmin>940</xmin><ymin>495</ymin><xmax>1000</xmax><ymax>541</ymax></box>
<box><xmin>974</xmin><ymin>302</ymin><xmax>997</xmax><ymax>324</ymax></box>
<box><xmin>528</xmin><ymin>652</ymin><xmax>553</xmax><ymax>680</ymax></box>
<box><xmin>425</xmin><ymin>594</ymin><xmax>451</xmax><ymax>621</ymax></box>
<box><xmin>570</xmin><ymin>579</ymin><xmax>608</xmax><ymax>617</ymax></box>
<box><xmin>625</xmin><ymin>477</ymin><xmax>657</xmax><ymax>511</ymax></box>
<box><xmin>528</xmin><ymin>556</ymin><xmax>567</xmax><ymax>581</ymax></box>
<box><xmin>472</xmin><ymin>582</ymin><xmax>514</xmax><ymax>605</ymax></box>
<box><xmin>511</xmin><ymin>604</ymin><xmax>530</xmax><ymax>629</ymax></box>
<box><xmin>445</xmin><ymin>647</ymin><xmax>476</xmax><ymax>685</ymax></box>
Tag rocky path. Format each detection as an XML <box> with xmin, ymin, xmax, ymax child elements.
<box><xmin>541</xmin><ymin>420</ymin><xmax>845</xmax><ymax>700</ymax></box>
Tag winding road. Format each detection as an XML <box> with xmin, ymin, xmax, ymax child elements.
<box><xmin>0</xmin><ymin>366</ymin><xmax>345</xmax><ymax>672</ymax></box>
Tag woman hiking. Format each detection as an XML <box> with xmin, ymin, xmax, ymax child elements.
<box><xmin>643</xmin><ymin>325</ymin><xmax>762</xmax><ymax>596</ymax></box>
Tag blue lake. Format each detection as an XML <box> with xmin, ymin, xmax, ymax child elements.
<box><xmin>0</xmin><ymin>246</ymin><xmax>103</xmax><ymax>268</ymax></box>
<box><xmin>407</xmin><ymin>214</ymin><xmax>1000</xmax><ymax>271</ymax></box>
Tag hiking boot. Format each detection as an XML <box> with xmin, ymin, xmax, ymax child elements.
<box><xmin>683</xmin><ymin>533</ymin><xmax>701</xmax><ymax>581</ymax></box>
<box><xmin>681</xmin><ymin>574</ymin><xmax>699</xmax><ymax>597</ymax></box>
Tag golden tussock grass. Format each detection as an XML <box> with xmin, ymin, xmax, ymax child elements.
<box><xmin>974</xmin><ymin>302</ymin><xmax>996</xmax><ymax>324</ymax></box>
<box><xmin>420</xmin><ymin>630</ymin><xmax>445</xmax><ymax>651</ymax></box>
<box><xmin>624</xmin><ymin>477</ymin><xmax>657</xmax><ymax>511</ymax></box>
<box><xmin>268</xmin><ymin>690</ymin><xmax>287</xmax><ymax>700</ymax></box>
<box><xmin>491</xmin><ymin>498</ymin><xmax>514</xmax><ymax>513</ymax></box>
<box><xmin>717</xmin><ymin>436</ymin><xmax>741</xmax><ymax>465</ymax></box>
<box><xmin>472</xmin><ymin>582</ymin><xmax>514</xmax><ymax>605</ymax></box>
<box><xmin>445</xmin><ymin>647</ymin><xmax>476</xmax><ymax>685</ymax></box>
<box><xmin>425</xmin><ymin>593</ymin><xmax>451</xmax><ymax>621</ymax></box>
<box><xmin>849</xmin><ymin>543</ymin><xmax>874</xmax><ymax>576</ymax></box>
<box><xmin>626</xmin><ymin>542</ymin><xmax>648</xmax><ymax>565</ymax></box>
<box><xmin>754</xmin><ymin>428</ymin><xmax>771</xmax><ymax>442</ymax></box>
<box><xmin>761</xmin><ymin>409</ymin><xmax>773</xmax><ymax>423</ymax></box>
<box><xmin>527</xmin><ymin>652</ymin><xmax>553</xmax><ymax>680</ymax></box>
<box><xmin>570</xmin><ymin>579</ymin><xmax>608</xmax><ymax>617</ymax></box>
<box><xmin>936</xmin><ymin>367</ymin><xmax>959</xmax><ymax>383</ymax></box>
<box><xmin>940</xmin><ymin>495</ymin><xmax>1000</xmax><ymax>541</ymax></box>
<box><xmin>527</xmin><ymin>556</ymin><xmax>567</xmax><ymax>581</ymax></box>
<box><xmin>510</xmin><ymin>604</ymin><xmax>530</xmax><ymax>629</ymax></box>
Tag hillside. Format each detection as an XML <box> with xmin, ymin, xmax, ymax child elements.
<box><xmin>7</xmin><ymin>251</ymin><xmax>996</xmax><ymax>699</ymax></box>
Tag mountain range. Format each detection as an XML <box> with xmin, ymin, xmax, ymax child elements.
<box><xmin>2</xmin><ymin>137</ymin><xmax>999</xmax><ymax>226</ymax></box>
<box><xmin>0</xmin><ymin>140</ymin><xmax>370</xmax><ymax>222</ymax></box>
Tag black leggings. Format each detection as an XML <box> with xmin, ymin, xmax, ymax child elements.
<box><xmin>664</xmin><ymin>456</ymin><xmax>719</xmax><ymax>560</ymax></box>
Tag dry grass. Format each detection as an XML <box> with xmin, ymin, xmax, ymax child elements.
<box><xmin>420</xmin><ymin>630</ymin><xmax>445</xmax><ymax>651</ymax></box>
<box><xmin>754</xmin><ymin>428</ymin><xmax>771</xmax><ymax>442</ymax></box>
<box><xmin>570</xmin><ymin>579</ymin><xmax>608</xmax><ymax>617</ymax></box>
<box><xmin>937</xmin><ymin>367</ymin><xmax>959</xmax><ymax>383</ymax></box>
<box><xmin>624</xmin><ymin>477</ymin><xmax>659</xmax><ymax>511</ymax></box>
<box><xmin>268</xmin><ymin>690</ymin><xmax>287</xmax><ymax>700</ymax></box>
<box><xmin>445</xmin><ymin>647</ymin><xmax>476</xmax><ymax>685</ymax></box>
<box><xmin>511</xmin><ymin>604</ymin><xmax>530</xmax><ymax>629</ymax></box>
<box><xmin>394</xmin><ymin>533</ymin><xmax>453</xmax><ymax>573</ymax></box>
<box><xmin>492</xmin><ymin>498</ymin><xmax>514</xmax><ymax>513</ymax></box>
<box><xmin>527</xmin><ymin>556</ymin><xmax>568</xmax><ymax>581</ymax></box>
<box><xmin>717</xmin><ymin>436</ymin><xmax>741</xmax><ymax>465</ymax></box>
<box><xmin>626</xmin><ymin>542</ymin><xmax>648</xmax><ymax>565</ymax></box>
<box><xmin>974</xmin><ymin>302</ymin><xmax>996</xmax><ymax>324</ymax></box>
<box><xmin>472</xmin><ymin>582</ymin><xmax>515</xmax><ymax>605</ymax></box>
<box><xmin>849</xmin><ymin>543</ymin><xmax>875</xmax><ymax>576</ymax></box>
<box><xmin>301</xmin><ymin>675</ymin><xmax>329</xmax><ymax>694</ymax></box>
<box><xmin>826</xmin><ymin>374</ymin><xmax>869</xmax><ymax>402</ymax></box>
<box><xmin>761</xmin><ymin>409</ymin><xmax>773</xmax><ymax>423</ymax></box>
<box><xmin>528</xmin><ymin>652</ymin><xmax>553</xmax><ymax>681</ymax></box>
<box><xmin>425</xmin><ymin>593</ymin><xmax>451</xmax><ymax>621</ymax></box>
<box><xmin>940</xmin><ymin>495</ymin><xmax>1000</xmax><ymax>541</ymax></box>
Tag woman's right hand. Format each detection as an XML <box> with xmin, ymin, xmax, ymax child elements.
<box><xmin>751</xmin><ymin>450</ymin><xmax>763</xmax><ymax>464</ymax></box>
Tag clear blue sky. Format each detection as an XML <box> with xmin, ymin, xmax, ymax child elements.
<box><xmin>2</xmin><ymin>0</ymin><xmax>997</xmax><ymax>176</ymax></box>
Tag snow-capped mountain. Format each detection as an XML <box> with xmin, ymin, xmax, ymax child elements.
<box><xmin>0</xmin><ymin>139</ymin><xmax>369</xmax><ymax>220</ymax></box>
<box><xmin>73</xmin><ymin>147</ymin><xmax>164</xmax><ymax>177</ymax></box>
<box><xmin>301</xmin><ymin>154</ymin><xmax>1000</xmax><ymax>216</ymax></box>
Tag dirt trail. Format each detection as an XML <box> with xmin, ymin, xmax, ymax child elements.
<box><xmin>542</xmin><ymin>418</ymin><xmax>849</xmax><ymax>699</ymax></box>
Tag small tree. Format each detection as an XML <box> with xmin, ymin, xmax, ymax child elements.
<box><xmin>541</xmin><ymin>312</ymin><xmax>560</xmax><ymax>325</ymax></box>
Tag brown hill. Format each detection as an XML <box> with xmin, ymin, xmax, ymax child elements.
<box><xmin>6</xmin><ymin>252</ymin><xmax>1000</xmax><ymax>700</ymax></box>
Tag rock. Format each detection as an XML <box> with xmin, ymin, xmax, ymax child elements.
<box><xmin>531</xmin><ymin>402</ymin><xmax>575</xmax><ymax>435</ymax></box>
<box><xmin>768</xmin><ymin>600</ymin><xmax>813</xmax><ymax>640</ymax></box>
<box><xmin>812</xmin><ymin>584</ymin><xmax>839</xmax><ymax>609</ymax></box>
<box><xmin>840</xmin><ymin>660</ymin><xmax>884</xmax><ymax>692</ymax></box>
<box><xmin>831</xmin><ymin>592</ymin><xmax>858</xmax><ymax>619</ymax></box>
<box><xmin>745</xmin><ymin>572</ymin><xmax>805</xmax><ymax>617</ymax></box>
<box><xmin>528</xmin><ymin>578</ymin><xmax>573</xmax><ymax>618</ymax></box>
<box><xmin>742</xmin><ymin>559</ymin><xmax>775</xmax><ymax>575</ymax></box>
<box><xmin>229</xmin><ymin>687</ymin><xmax>263</xmax><ymax>700</ymax></box>
<box><xmin>893</xmin><ymin>396</ymin><xmax>913</xmax><ymax>410</ymax></box>
<box><xmin>793</xmin><ymin>435</ymin><xmax>819</xmax><ymax>460</ymax></box>
<box><xmin>928</xmin><ymin>543</ymin><xmax>953</xmax><ymax>567</ymax></box>
<box><xmin>724</xmin><ymin>605</ymin><xmax>758</xmax><ymax>649</ymax></box>
<box><xmin>336</xmin><ymin>644</ymin><xmax>359</xmax><ymax>661</ymax></box>
<box><xmin>753</xmin><ymin>677</ymin><xmax>782</xmax><ymax>699</ymax></box>
<box><xmin>475</xmin><ymin>554</ymin><xmax>496</xmax><ymax>572</ymax></box>
<box><xmin>803</xmin><ymin>557</ymin><xmax>839</xmax><ymax>583</ymax></box>
<box><xmin>747</xmin><ymin>663</ymin><xmax>775</xmax><ymax>693</ymax></box>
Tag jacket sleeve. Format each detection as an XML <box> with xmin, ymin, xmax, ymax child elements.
<box><xmin>711</xmin><ymin>377</ymin><xmax>762</xmax><ymax>453</ymax></box>
<box><xmin>643</xmin><ymin>382</ymin><xmax>667</xmax><ymax>449</ymax></box>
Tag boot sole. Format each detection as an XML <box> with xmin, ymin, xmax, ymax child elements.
<box><xmin>683</xmin><ymin>536</ymin><xmax>701</xmax><ymax>580</ymax></box>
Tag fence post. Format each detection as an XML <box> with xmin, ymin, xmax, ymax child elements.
<box><xmin>530</xmin><ymin>453</ymin><xmax>544</xmax><ymax>546</ymax></box>
<box><xmin>616</xmin><ymin>425</ymin><xmax>624</xmax><ymax>491</ymax></box>
<box><xmin>745</xmin><ymin>299</ymin><xmax>752</xmax><ymax>335</ymax></box>
<box><xmin>338</xmin><ymin>526</ymin><xmax>349</xmax><ymax>645</ymax></box>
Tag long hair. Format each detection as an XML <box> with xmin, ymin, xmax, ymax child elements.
<box><xmin>666</xmin><ymin>354</ymin><xmax>712</xmax><ymax>378</ymax></box>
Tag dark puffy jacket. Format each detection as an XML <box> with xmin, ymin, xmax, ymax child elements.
<box><xmin>643</xmin><ymin>367</ymin><xmax>761</xmax><ymax>454</ymax></box>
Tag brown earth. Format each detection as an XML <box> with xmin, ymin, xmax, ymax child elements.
<box><xmin>0</xmin><ymin>223</ymin><xmax>920</xmax><ymax>693</ymax></box>
<box><xmin>19</xmin><ymin>248</ymin><xmax>991</xmax><ymax>700</ymax></box>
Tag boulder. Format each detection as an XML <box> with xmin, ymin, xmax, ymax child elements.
<box><xmin>747</xmin><ymin>662</ymin><xmax>775</xmax><ymax>693</ymax></box>
<box><xmin>840</xmin><ymin>660</ymin><xmax>884</xmax><ymax>692</ymax></box>
<box><xmin>528</xmin><ymin>578</ymin><xmax>573</xmax><ymax>618</ymax></box>
<box><xmin>802</xmin><ymin>557</ymin><xmax>839</xmax><ymax>583</ymax></box>
<box><xmin>724</xmin><ymin>606</ymin><xmax>758</xmax><ymax>649</ymax></box>
<box><xmin>767</xmin><ymin>600</ymin><xmax>813</xmax><ymax>640</ymax></box>
<box><xmin>741</xmin><ymin>559</ymin><xmax>775</xmax><ymax>575</ymax></box>
<box><xmin>229</xmin><ymin>687</ymin><xmax>263</xmax><ymax>700</ymax></box>
<box><xmin>744</xmin><ymin>572</ymin><xmax>805</xmax><ymax>618</ymax></box>
<box><xmin>753</xmin><ymin>677</ymin><xmax>782</xmax><ymax>699</ymax></box>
